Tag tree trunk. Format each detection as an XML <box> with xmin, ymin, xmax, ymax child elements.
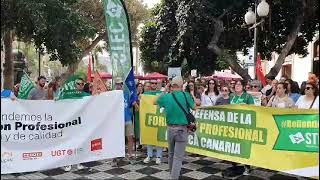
<box><xmin>3</xmin><ymin>31</ymin><xmax>14</xmax><ymax>89</ymax></box>
<box><xmin>267</xmin><ymin>0</ymin><xmax>306</xmax><ymax>77</ymax></box>
<box><xmin>66</xmin><ymin>32</ymin><xmax>107</xmax><ymax>79</ymax></box>
<box><xmin>208</xmin><ymin>18</ymin><xmax>252</xmax><ymax>81</ymax></box>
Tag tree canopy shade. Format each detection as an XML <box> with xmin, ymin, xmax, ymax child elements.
<box><xmin>139</xmin><ymin>0</ymin><xmax>319</xmax><ymax>79</ymax></box>
<box><xmin>1</xmin><ymin>0</ymin><xmax>97</xmax><ymax>66</ymax></box>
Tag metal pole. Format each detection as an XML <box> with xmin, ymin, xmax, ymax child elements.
<box><xmin>38</xmin><ymin>49</ymin><xmax>41</xmax><ymax>77</ymax></box>
<box><xmin>253</xmin><ymin>0</ymin><xmax>258</xmax><ymax>79</ymax></box>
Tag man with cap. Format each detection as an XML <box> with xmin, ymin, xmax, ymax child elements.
<box><xmin>156</xmin><ymin>76</ymin><xmax>196</xmax><ymax>179</ymax></box>
<box><xmin>143</xmin><ymin>79</ymin><xmax>164</xmax><ymax>164</ymax></box>
<box><xmin>114</xmin><ymin>77</ymin><xmax>136</xmax><ymax>160</ymax></box>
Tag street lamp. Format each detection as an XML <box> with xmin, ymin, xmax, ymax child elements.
<box><xmin>244</xmin><ymin>0</ymin><xmax>269</xmax><ymax>79</ymax></box>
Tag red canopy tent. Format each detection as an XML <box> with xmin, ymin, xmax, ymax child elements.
<box><xmin>212</xmin><ymin>72</ymin><xmax>242</xmax><ymax>80</ymax></box>
<box><xmin>91</xmin><ymin>72</ymin><xmax>144</xmax><ymax>80</ymax></box>
<box><xmin>142</xmin><ymin>72</ymin><xmax>167</xmax><ymax>80</ymax></box>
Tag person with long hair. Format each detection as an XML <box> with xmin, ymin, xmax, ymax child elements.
<box><xmin>47</xmin><ymin>81</ymin><xmax>58</xmax><ymax>100</ymax></box>
<box><xmin>185</xmin><ymin>81</ymin><xmax>201</xmax><ymax>106</ymax></box>
<box><xmin>296</xmin><ymin>82</ymin><xmax>319</xmax><ymax>109</ymax></box>
<box><xmin>267</xmin><ymin>82</ymin><xmax>295</xmax><ymax>108</ymax></box>
<box><xmin>201</xmin><ymin>79</ymin><xmax>219</xmax><ymax>106</ymax></box>
<box><xmin>285</xmin><ymin>79</ymin><xmax>301</xmax><ymax>103</ymax></box>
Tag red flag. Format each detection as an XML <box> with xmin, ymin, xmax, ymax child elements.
<box><xmin>87</xmin><ymin>55</ymin><xmax>92</xmax><ymax>82</ymax></box>
<box><xmin>256</xmin><ymin>53</ymin><xmax>267</xmax><ymax>86</ymax></box>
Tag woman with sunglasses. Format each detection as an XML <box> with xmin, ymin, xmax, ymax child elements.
<box><xmin>295</xmin><ymin>82</ymin><xmax>319</xmax><ymax>109</ymax></box>
<box><xmin>215</xmin><ymin>86</ymin><xmax>230</xmax><ymax>105</ymax></box>
<box><xmin>247</xmin><ymin>80</ymin><xmax>263</xmax><ymax>106</ymax></box>
<box><xmin>201</xmin><ymin>79</ymin><xmax>219</xmax><ymax>106</ymax></box>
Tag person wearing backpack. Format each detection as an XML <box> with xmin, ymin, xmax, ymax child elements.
<box><xmin>156</xmin><ymin>76</ymin><xmax>196</xmax><ymax>179</ymax></box>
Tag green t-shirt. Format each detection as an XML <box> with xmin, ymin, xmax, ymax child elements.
<box><xmin>230</xmin><ymin>92</ymin><xmax>255</xmax><ymax>105</ymax></box>
<box><xmin>157</xmin><ymin>91</ymin><xmax>195</xmax><ymax>125</ymax></box>
<box><xmin>143</xmin><ymin>91</ymin><xmax>162</xmax><ymax>96</ymax></box>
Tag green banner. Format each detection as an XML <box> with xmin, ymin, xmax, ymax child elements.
<box><xmin>103</xmin><ymin>0</ymin><xmax>132</xmax><ymax>88</ymax></box>
<box><xmin>57</xmin><ymin>75</ymin><xmax>90</xmax><ymax>100</ymax></box>
<box><xmin>274</xmin><ymin>114</ymin><xmax>319</xmax><ymax>152</ymax></box>
<box><xmin>18</xmin><ymin>72</ymin><xmax>34</xmax><ymax>99</ymax></box>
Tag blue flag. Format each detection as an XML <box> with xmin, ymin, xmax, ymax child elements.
<box><xmin>125</xmin><ymin>68</ymin><xmax>138</xmax><ymax>104</ymax></box>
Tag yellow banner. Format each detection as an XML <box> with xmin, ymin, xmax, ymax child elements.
<box><xmin>140</xmin><ymin>95</ymin><xmax>319</xmax><ymax>179</ymax></box>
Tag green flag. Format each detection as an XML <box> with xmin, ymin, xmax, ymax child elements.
<box><xmin>57</xmin><ymin>75</ymin><xmax>91</xmax><ymax>100</ymax></box>
<box><xmin>103</xmin><ymin>0</ymin><xmax>132</xmax><ymax>89</ymax></box>
<box><xmin>18</xmin><ymin>72</ymin><xmax>34</xmax><ymax>99</ymax></box>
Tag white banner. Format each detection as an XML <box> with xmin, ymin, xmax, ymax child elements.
<box><xmin>1</xmin><ymin>91</ymin><xmax>125</xmax><ymax>174</ymax></box>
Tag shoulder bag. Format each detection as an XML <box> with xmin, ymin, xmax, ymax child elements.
<box><xmin>172</xmin><ymin>92</ymin><xmax>197</xmax><ymax>132</ymax></box>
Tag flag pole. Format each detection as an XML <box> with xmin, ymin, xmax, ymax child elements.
<box><xmin>119</xmin><ymin>0</ymin><xmax>138</xmax><ymax>162</ymax></box>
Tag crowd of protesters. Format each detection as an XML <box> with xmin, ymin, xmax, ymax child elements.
<box><xmin>1</xmin><ymin>72</ymin><xmax>319</xmax><ymax>178</ymax></box>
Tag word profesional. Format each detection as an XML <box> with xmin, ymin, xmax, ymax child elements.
<box><xmin>1</xmin><ymin>117</ymin><xmax>81</xmax><ymax>131</ymax></box>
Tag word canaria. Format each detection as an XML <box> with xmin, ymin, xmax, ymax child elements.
<box><xmin>199</xmin><ymin>123</ymin><xmax>265</xmax><ymax>144</ymax></box>
<box><xmin>189</xmin><ymin>135</ymin><xmax>241</xmax><ymax>155</ymax></box>
<box><xmin>194</xmin><ymin>109</ymin><xmax>253</xmax><ymax>125</ymax></box>
<box><xmin>1</xmin><ymin>117</ymin><xmax>81</xmax><ymax>131</ymax></box>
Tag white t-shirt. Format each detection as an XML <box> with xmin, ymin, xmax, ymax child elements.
<box><xmin>295</xmin><ymin>96</ymin><xmax>319</xmax><ymax>109</ymax></box>
<box><xmin>201</xmin><ymin>93</ymin><xmax>219</xmax><ymax>107</ymax></box>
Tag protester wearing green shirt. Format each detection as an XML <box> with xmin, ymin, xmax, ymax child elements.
<box><xmin>156</xmin><ymin>76</ymin><xmax>195</xmax><ymax>179</ymax></box>
<box><xmin>225</xmin><ymin>80</ymin><xmax>253</xmax><ymax>177</ymax></box>
<box><xmin>230</xmin><ymin>80</ymin><xmax>255</xmax><ymax>105</ymax></box>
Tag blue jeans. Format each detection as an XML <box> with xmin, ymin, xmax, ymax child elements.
<box><xmin>147</xmin><ymin>145</ymin><xmax>163</xmax><ymax>158</ymax></box>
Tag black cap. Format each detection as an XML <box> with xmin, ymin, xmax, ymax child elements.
<box><xmin>37</xmin><ymin>76</ymin><xmax>46</xmax><ymax>81</ymax></box>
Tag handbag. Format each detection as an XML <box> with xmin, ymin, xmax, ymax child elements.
<box><xmin>172</xmin><ymin>92</ymin><xmax>197</xmax><ymax>132</ymax></box>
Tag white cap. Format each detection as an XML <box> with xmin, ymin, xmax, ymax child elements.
<box><xmin>171</xmin><ymin>76</ymin><xmax>183</xmax><ymax>87</ymax></box>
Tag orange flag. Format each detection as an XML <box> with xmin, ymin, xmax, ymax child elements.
<box><xmin>92</xmin><ymin>71</ymin><xmax>108</xmax><ymax>95</ymax></box>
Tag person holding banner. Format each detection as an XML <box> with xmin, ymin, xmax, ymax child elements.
<box><xmin>156</xmin><ymin>76</ymin><xmax>196</xmax><ymax>179</ymax></box>
<box><xmin>28</xmin><ymin>76</ymin><xmax>48</xmax><ymax>100</ymax></box>
<box><xmin>115</xmin><ymin>78</ymin><xmax>136</xmax><ymax>159</ymax></box>
<box><xmin>296</xmin><ymin>81</ymin><xmax>319</xmax><ymax>109</ymax></box>
<box><xmin>267</xmin><ymin>82</ymin><xmax>295</xmax><ymax>108</ymax></box>
<box><xmin>227</xmin><ymin>80</ymin><xmax>254</xmax><ymax>176</ymax></box>
<box><xmin>143</xmin><ymin>79</ymin><xmax>163</xmax><ymax>164</ymax></box>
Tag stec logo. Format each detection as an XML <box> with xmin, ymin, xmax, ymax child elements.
<box><xmin>51</xmin><ymin>148</ymin><xmax>83</xmax><ymax>157</ymax></box>
<box><xmin>91</xmin><ymin>138</ymin><xmax>102</xmax><ymax>151</ymax></box>
<box><xmin>22</xmin><ymin>152</ymin><xmax>42</xmax><ymax>160</ymax></box>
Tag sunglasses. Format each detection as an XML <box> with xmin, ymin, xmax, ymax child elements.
<box><xmin>222</xmin><ymin>89</ymin><xmax>229</xmax><ymax>92</ymax></box>
<box><xmin>209</xmin><ymin>82</ymin><xmax>215</xmax><ymax>85</ymax></box>
<box><xmin>251</xmin><ymin>85</ymin><xmax>259</xmax><ymax>88</ymax></box>
<box><xmin>305</xmin><ymin>87</ymin><xmax>313</xmax><ymax>90</ymax></box>
<box><xmin>76</xmin><ymin>82</ymin><xmax>84</xmax><ymax>86</ymax></box>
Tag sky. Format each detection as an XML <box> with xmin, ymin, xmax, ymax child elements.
<box><xmin>143</xmin><ymin>0</ymin><xmax>161</xmax><ymax>8</ymax></box>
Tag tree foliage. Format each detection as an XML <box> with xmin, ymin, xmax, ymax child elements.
<box><xmin>139</xmin><ymin>0</ymin><xmax>319</xmax><ymax>78</ymax></box>
<box><xmin>1</xmin><ymin>0</ymin><xmax>97</xmax><ymax>66</ymax></box>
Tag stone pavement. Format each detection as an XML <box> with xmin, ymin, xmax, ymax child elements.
<box><xmin>1</xmin><ymin>149</ymin><xmax>311</xmax><ymax>180</ymax></box>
